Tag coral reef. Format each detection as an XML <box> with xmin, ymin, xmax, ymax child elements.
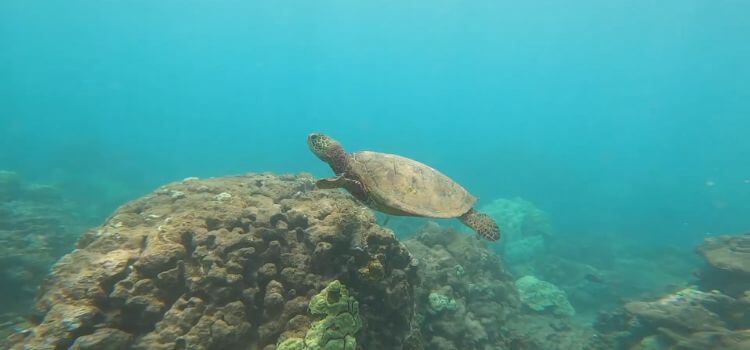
<box><xmin>481</xmin><ymin>196</ymin><xmax>698</xmax><ymax>321</ymax></box>
<box><xmin>596</xmin><ymin>233</ymin><xmax>750</xmax><ymax>350</ymax></box>
<box><xmin>5</xmin><ymin>173</ymin><xmax>417</xmax><ymax>350</ymax></box>
<box><xmin>515</xmin><ymin>275</ymin><xmax>575</xmax><ymax>317</ymax></box>
<box><xmin>404</xmin><ymin>222</ymin><xmax>519</xmax><ymax>349</ymax></box>
<box><xmin>404</xmin><ymin>222</ymin><xmax>606</xmax><ymax>350</ymax></box>
<box><xmin>537</xmin><ymin>237</ymin><xmax>698</xmax><ymax>322</ymax></box>
<box><xmin>0</xmin><ymin>171</ymin><xmax>84</xmax><ymax>314</ymax></box>
<box><xmin>4</xmin><ymin>173</ymin><xmax>619</xmax><ymax>350</ymax></box>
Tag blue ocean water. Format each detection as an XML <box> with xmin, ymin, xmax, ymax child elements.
<box><xmin>1</xmin><ymin>0</ymin><xmax>748</xmax><ymax>276</ymax></box>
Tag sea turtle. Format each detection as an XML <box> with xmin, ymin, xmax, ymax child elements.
<box><xmin>307</xmin><ymin>133</ymin><xmax>501</xmax><ymax>241</ymax></box>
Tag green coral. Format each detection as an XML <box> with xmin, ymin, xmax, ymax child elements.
<box><xmin>277</xmin><ymin>338</ymin><xmax>304</xmax><ymax>350</ymax></box>
<box><xmin>277</xmin><ymin>280</ymin><xmax>362</xmax><ymax>350</ymax></box>
<box><xmin>428</xmin><ymin>291</ymin><xmax>458</xmax><ymax>313</ymax></box>
<box><xmin>515</xmin><ymin>275</ymin><xmax>575</xmax><ymax>317</ymax></box>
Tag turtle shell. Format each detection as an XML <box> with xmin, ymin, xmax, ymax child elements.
<box><xmin>349</xmin><ymin>151</ymin><xmax>476</xmax><ymax>218</ymax></box>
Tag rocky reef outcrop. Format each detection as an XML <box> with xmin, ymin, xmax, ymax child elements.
<box><xmin>596</xmin><ymin>233</ymin><xmax>750</xmax><ymax>350</ymax></box>
<box><xmin>696</xmin><ymin>233</ymin><xmax>750</xmax><ymax>296</ymax></box>
<box><xmin>6</xmin><ymin>173</ymin><xmax>417</xmax><ymax>350</ymax></box>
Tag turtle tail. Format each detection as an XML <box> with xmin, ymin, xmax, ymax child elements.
<box><xmin>459</xmin><ymin>208</ymin><xmax>500</xmax><ymax>242</ymax></box>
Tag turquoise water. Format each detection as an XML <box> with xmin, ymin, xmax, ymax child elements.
<box><xmin>2</xmin><ymin>0</ymin><xmax>749</xmax><ymax>287</ymax></box>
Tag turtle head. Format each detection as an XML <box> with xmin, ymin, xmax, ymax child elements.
<box><xmin>307</xmin><ymin>133</ymin><xmax>349</xmax><ymax>173</ymax></box>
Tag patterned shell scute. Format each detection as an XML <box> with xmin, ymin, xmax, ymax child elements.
<box><xmin>350</xmin><ymin>151</ymin><xmax>476</xmax><ymax>218</ymax></box>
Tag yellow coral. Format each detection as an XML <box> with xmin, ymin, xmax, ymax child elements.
<box><xmin>357</xmin><ymin>259</ymin><xmax>385</xmax><ymax>282</ymax></box>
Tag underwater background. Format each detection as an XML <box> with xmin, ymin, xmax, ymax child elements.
<box><xmin>1</xmin><ymin>1</ymin><xmax>750</xmax><ymax>349</ymax></box>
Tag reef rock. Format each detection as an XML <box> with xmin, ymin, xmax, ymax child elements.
<box><xmin>6</xmin><ymin>173</ymin><xmax>417</xmax><ymax>350</ymax></box>
<box><xmin>515</xmin><ymin>275</ymin><xmax>575</xmax><ymax>317</ymax></box>
<box><xmin>597</xmin><ymin>251</ymin><xmax>750</xmax><ymax>350</ymax></box>
<box><xmin>697</xmin><ymin>233</ymin><xmax>750</xmax><ymax>296</ymax></box>
<box><xmin>624</xmin><ymin>288</ymin><xmax>732</xmax><ymax>332</ymax></box>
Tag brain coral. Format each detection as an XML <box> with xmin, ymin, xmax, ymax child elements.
<box><xmin>277</xmin><ymin>279</ymin><xmax>362</xmax><ymax>350</ymax></box>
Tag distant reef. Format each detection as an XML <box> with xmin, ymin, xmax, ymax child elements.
<box><xmin>0</xmin><ymin>170</ymin><xmax>83</xmax><ymax>316</ymax></box>
<box><xmin>4</xmin><ymin>173</ymin><xmax>607</xmax><ymax>350</ymax></box>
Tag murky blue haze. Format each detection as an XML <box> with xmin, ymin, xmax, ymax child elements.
<box><xmin>2</xmin><ymin>1</ymin><xmax>749</xmax><ymax>260</ymax></box>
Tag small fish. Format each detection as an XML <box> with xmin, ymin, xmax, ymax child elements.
<box><xmin>584</xmin><ymin>273</ymin><xmax>605</xmax><ymax>284</ymax></box>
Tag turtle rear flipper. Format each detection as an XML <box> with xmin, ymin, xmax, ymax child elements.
<box><xmin>459</xmin><ymin>208</ymin><xmax>501</xmax><ymax>241</ymax></box>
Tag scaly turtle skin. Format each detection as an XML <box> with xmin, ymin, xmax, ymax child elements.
<box><xmin>307</xmin><ymin>133</ymin><xmax>500</xmax><ymax>241</ymax></box>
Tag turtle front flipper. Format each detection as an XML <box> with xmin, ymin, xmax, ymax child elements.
<box><xmin>459</xmin><ymin>208</ymin><xmax>501</xmax><ymax>241</ymax></box>
<box><xmin>316</xmin><ymin>175</ymin><xmax>347</xmax><ymax>189</ymax></box>
<box><xmin>316</xmin><ymin>174</ymin><xmax>371</xmax><ymax>204</ymax></box>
